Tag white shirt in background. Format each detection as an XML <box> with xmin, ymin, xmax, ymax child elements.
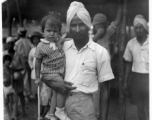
<box><xmin>123</xmin><ymin>36</ymin><xmax>149</xmax><ymax>73</ymax></box>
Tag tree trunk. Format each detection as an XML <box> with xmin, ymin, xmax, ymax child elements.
<box><xmin>119</xmin><ymin>0</ymin><xmax>127</xmax><ymax>120</ymax></box>
<box><xmin>7</xmin><ymin>0</ymin><xmax>11</xmax><ymax>36</ymax></box>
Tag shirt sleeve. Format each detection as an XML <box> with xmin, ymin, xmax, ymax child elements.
<box><xmin>34</xmin><ymin>43</ymin><xmax>44</xmax><ymax>59</ymax></box>
<box><xmin>97</xmin><ymin>48</ymin><xmax>114</xmax><ymax>83</ymax></box>
<box><xmin>123</xmin><ymin>41</ymin><xmax>133</xmax><ymax>62</ymax></box>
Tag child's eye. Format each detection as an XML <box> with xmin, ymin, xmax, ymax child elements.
<box><xmin>47</xmin><ymin>30</ymin><xmax>51</xmax><ymax>32</ymax></box>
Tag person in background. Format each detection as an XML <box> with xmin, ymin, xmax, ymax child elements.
<box><xmin>28</xmin><ymin>31</ymin><xmax>42</xmax><ymax>99</ymax></box>
<box><xmin>92</xmin><ymin>1</ymin><xmax>122</xmax><ymax>117</ymax></box>
<box><xmin>123</xmin><ymin>15</ymin><xmax>149</xmax><ymax>120</ymax></box>
<box><xmin>14</xmin><ymin>27</ymin><xmax>33</xmax><ymax>102</ymax></box>
<box><xmin>92</xmin><ymin>0</ymin><xmax>122</xmax><ymax>53</ymax></box>
<box><xmin>3</xmin><ymin>55</ymin><xmax>17</xmax><ymax>120</ymax></box>
<box><xmin>3</xmin><ymin>37</ymin><xmax>16</xmax><ymax>58</ymax></box>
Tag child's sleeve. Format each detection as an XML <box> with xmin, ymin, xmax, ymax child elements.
<box><xmin>34</xmin><ymin>43</ymin><xmax>44</xmax><ymax>60</ymax></box>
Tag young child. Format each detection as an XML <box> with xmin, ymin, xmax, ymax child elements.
<box><xmin>28</xmin><ymin>31</ymin><xmax>42</xmax><ymax>99</ymax></box>
<box><xmin>35</xmin><ymin>12</ymin><xmax>70</xmax><ymax>120</ymax></box>
<box><xmin>3</xmin><ymin>55</ymin><xmax>17</xmax><ymax>120</ymax></box>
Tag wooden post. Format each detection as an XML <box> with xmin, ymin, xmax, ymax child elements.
<box><xmin>118</xmin><ymin>0</ymin><xmax>127</xmax><ymax>120</ymax></box>
<box><xmin>7</xmin><ymin>0</ymin><xmax>11</xmax><ymax>36</ymax></box>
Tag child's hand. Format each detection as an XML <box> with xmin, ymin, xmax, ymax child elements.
<box><xmin>35</xmin><ymin>78</ymin><xmax>41</xmax><ymax>86</ymax></box>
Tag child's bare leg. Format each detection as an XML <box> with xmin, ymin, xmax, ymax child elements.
<box><xmin>12</xmin><ymin>94</ymin><xmax>18</xmax><ymax>120</ymax></box>
<box><xmin>57</xmin><ymin>93</ymin><xmax>66</xmax><ymax>108</ymax></box>
<box><xmin>52</xmin><ymin>76</ymin><xmax>66</xmax><ymax>108</ymax></box>
<box><xmin>9</xmin><ymin>94</ymin><xmax>14</xmax><ymax>114</ymax></box>
<box><xmin>53</xmin><ymin>76</ymin><xmax>70</xmax><ymax>120</ymax></box>
<box><xmin>49</xmin><ymin>90</ymin><xmax>57</xmax><ymax>114</ymax></box>
<box><xmin>4</xmin><ymin>99</ymin><xmax>12</xmax><ymax>119</ymax></box>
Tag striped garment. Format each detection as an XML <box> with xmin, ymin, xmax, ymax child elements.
<box><xmin>35</xmin><ymin>41</ymin><xmax>65</xmax><ymax>76</ymax></box>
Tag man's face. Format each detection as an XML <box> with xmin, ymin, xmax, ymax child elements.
<box><xmin>93</xmin><ymin>23</ymin><xmax>106</xmax><ymax>36</ymax></box>
<box><xmin>70</xmin><ymin>15</ymin><xmax>89</xmax><ymax>42</ymax></box>
<box><xmin>4</xmin><ymin>60</ymin><xmax>11</xmax><ymax>66</ymax></box>
<box><xmin>134</xmin><ymin>23</ymin><xmax>146</xmax><ymax>38</ymax></box>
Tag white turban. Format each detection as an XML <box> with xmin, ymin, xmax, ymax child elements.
<box><xmin>67</xmin><ymin>1</ymin><xmax>92</xmax><ymax>29</ymax></box>
<box><xmin>133</xmin><ymin>14</ymin><xmax>148</xmax><ymax>32</ymax></box>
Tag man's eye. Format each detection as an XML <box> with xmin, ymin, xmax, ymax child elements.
<box><xmin>80</xmin><ymin>24</ymin><xmax>85</xmax><ymax>27</ymax></box>
<box><xmin>71</xmin><ymin>24</ymin><xmax>76</xmax><ymax>28</ymax></box>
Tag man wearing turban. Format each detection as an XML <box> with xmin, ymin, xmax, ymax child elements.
<box><xmin>123</xmin><ymin>15</ymin><xmax>149</xmax><ymax>120</ymax></box>
<box><xmin>62</xmin><ymin>1</ymin><xmax>114</xmax><ymax>120</ymax></box>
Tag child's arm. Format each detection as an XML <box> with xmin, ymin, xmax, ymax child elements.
<box><xmin>35</xmin><ymin>58</ymin><xmax>42</xmax><ymax>85</ymax></box>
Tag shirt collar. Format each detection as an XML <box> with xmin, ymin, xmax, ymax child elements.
<box><xmin>134</xmin><ymin>35</ymin><xmax>149</xmax><ymax>45</ymax></box>
<box><xmin>66</xmin><ymin>38</ymin><xmax>95</xmax><ymax>51</ymax></box>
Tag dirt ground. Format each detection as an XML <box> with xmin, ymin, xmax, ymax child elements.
<box><xmin>4</xmin><ymin>89</ymin><xmax>139</xmax><ymax>120</ymax></box>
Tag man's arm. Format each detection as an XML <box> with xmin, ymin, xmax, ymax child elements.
<box><xmin>42</xmin><ymin>78</ymin><xmax>76</xmax><ymax>93</ymax></box>
<box><xmin>93</xmin><ymin>28</ymin><xmax>104</xmax><ymax>42</ymax></box>
<box><xmin>123</xmin><ymin>60</ymin><xmax>132</xmax><ymax>94</ymax></box>
<box><xmin>99</xmin><ymin>81</ymin><xmax>110</xmax><ymax>120</ymax></box>
<box><xmin>112</xmin><ymin>0</ymin><xmax>122</xmax><ymax>27</ymax></box>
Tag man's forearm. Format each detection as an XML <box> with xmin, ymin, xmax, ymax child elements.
<box><xmin>99</xmin><ymin>81</ymin><xmax>110</xmax><ymax>120</ymax></box>
<box><xmin>124</xmin><ymin>61</ymin><xmax>132</xmax><ymax>85</ymax></box>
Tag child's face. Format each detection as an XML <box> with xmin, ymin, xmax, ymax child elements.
<box><xmin>33</xmin><ymin>37</ymin><xmax>40</xmax><ymax>46</ymax></box>
<box><xmin>4</xmin><ymin>60</ymin><xmax>11</xmax><ymax>66</ymax></box>
<box><xmin>43</xmin><ymin>23</ymin><xmax>60</xmax><ymax>42</ymax></box>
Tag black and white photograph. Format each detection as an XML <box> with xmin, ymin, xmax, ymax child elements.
<box><xmin>2</xmin><ymin>0</ymin><xmax>149</xmax><ymax>120</ymax></box>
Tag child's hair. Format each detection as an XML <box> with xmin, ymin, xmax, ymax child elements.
<box><xmin>3</xmin><ymin>55</ymin><xmax>12</xmax><ymax>64</ymax></box>
<box><xmin>41</xmin><ymin>11</ymin><xmax>62</xmax><ymax>34</ymax></box>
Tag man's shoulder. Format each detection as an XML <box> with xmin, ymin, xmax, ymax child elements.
<box><xmin>93</xmin><ymin>41</ymin><xmax>108</xmax><ymax>53</ymax></box>
<box><xmin>127</xmin><ymin>37</ymin><xmax>136</xmax><ymax>46</ymax></box>
<box><xmin>91</xmin><ymin>41</ymin><xmax>109</xmax><ymax>59</ymax></box>
<box><xmin>63</xmin><ymin>38</ymin><xmax>73</xmax><ymax>50</ymax></box>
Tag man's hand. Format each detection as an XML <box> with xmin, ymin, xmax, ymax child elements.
<box><xmin>35</xmin><ymin>78</ymin><xmax>41</xmax><ymax>86</ymax></box>
<box><xmin>42</xmin><ymin>78</ymin><xmax>76</xmax><ymax>93</ymax></box>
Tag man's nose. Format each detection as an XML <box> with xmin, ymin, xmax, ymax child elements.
<box><xmin>137</xmin><ymin>28</ymin><xmax>140</xmax><ymax>32</ymax></box>
<box><xmin>76</xmin><ymin>25</ymin><xmax>80</xmax><ymax>32</ymax></box>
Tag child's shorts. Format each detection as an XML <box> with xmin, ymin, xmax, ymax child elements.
<box><xmin>3</xmin><ymin>85</ymin><xmax>15</xmax><ymax>99</ymax></box>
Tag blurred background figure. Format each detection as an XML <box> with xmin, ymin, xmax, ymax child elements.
<box><xmin>3</xmin><ymin>37</ymin><xmax>16</xmax><ymax>58</ymax></box>
<box><xmin>3</xmin><ymin>55</ymin><xmax>17</xmax><ymax>120</ymax></box>
<box><xmin>28</xmin><ymin>31</ymin><xmax>42</xmax><ymax>99</ymax></box>
<box><xmin>13</xmin><ymin>27</ymin><xmax>33</xmax><ymax>102</ymax></box>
